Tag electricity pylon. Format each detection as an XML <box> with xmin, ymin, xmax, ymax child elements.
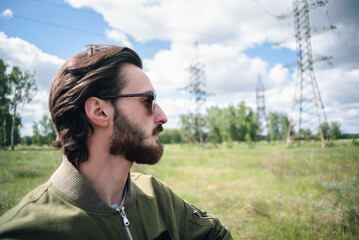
<box><xmin>181</xmin><ymin>42</ymin><xmax>211</xmax><ymax>147</ymax></box>
<box><xmin>285</xmin><ymin>0</ymin><xmax>329</xmax><ymax>147</ymax></box>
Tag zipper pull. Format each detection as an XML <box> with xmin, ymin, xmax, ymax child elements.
<box><xmin>117</xmin><ymin>206</ymin><xmax>130</xmax><ymax>227</ymax></box>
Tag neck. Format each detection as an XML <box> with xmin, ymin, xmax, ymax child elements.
<box><xmin>79</xmin><ymin>134</ymin><xmax>133</xmax><ymax>205</ymax></box>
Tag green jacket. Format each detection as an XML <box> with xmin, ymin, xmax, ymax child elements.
<box><xmin>0</xmin><ymin>158</ymin><xmax>232</xmax><ymax>240</ymax></box>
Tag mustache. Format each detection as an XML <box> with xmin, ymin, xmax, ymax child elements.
<box><xmin>153</xmin><ymin>125</ymin><xmax>163</xmax><ymax>136</ymax></box>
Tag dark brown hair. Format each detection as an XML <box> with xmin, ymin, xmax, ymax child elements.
<box><xmin>49</xmin><ymin>45</ymin><xmax>142</xmax><ymax>167</ymax></box>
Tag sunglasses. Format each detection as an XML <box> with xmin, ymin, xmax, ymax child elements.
<box><xmin>99</xmin><ymin>92</ymin><xmax>156</xmax><ymax>113</ymax></box>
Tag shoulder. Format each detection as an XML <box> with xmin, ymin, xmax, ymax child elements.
<box><xmin>130</xmin><ymin>172</ymin><xmax>172</xmax><ymax>198</ymax></box>
<box><xmin>130</xmin><ymin>173</ymin><xmax>233</xmax><ymax>239</ymax></box>
<box><xmin>0</xmin><ymin>181</ymin><xmax>52</xmax><ymax>224</ymax></box>
<box><xmin>0</xmin><ymin>181</ymin><xmax>111</xmax><ymax>239</ymax></box>
<box><xmin>0</xmin><ymin>181</ymin><xmax>70</xmax><ymax>239</ymax></box>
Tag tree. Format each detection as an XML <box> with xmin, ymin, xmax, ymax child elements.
<box><xmin>207</xmin><ymin>106</ymin><xmax>223</xmax><ymax>145</ymax></box>
<box><xmin>8</xmin><ymin>66</ymin><xmax>37</xmax><ymax>150</ymax></box>
<box><xmin>0</xmin><ymin>111</ymin><xmax>21</xmax><ymax>147</ymax></box>
<box><xmin>179</xmin><ymin>113</ymin><xmax>197</xmax><ymax>144</ymax></box>
<box><xmin>299</xmin><ymin>128</ymin><xmax>312</xmax><ymax>137</ymax></box>
<box><xmin>39</xmin><ymin>115</ymin><xmax>56</xmax><ymax>145</ymax></box>
<box><xmin>0</xmin><ymin>59</ymin><xmax>10</xmax><ymax>148</ymax></box>
<box><xmin>279</xmin><ymin>113</ymin><xmax>290</xmax><ymax>140</ymax></box>
<box><xmin>267</xmin><ymin>112</ymin><xmax>290</xmax><ymax>141</ymax></box>
<box><xmin>236</xmin><ymin>102</ymin><xmax>248</xmax><ymax>141</ymax></box>
<box><xmin>320</xmin><ymin>121</ymin><xmax>341</xmax><ymax>141</ymax></box>
<box><xmin>206</xmin><ymin>102</ymin><xmax>258</xmax><ymax>147</ymax></box>
<box><xmin>330</xmin><ymin>121</ymin><xmax>341</xmax><ymax>140</ymax></box>
<box><xmin>267</xmin><ymin>112</ymin><xmax>280</xmax><ymax>141</ymax></box>
<box><xmin>221</xmin><ymin>106</ymin><xmax>236</xmax><ymax>148</ymax></box>
<box><xmin>244</xmin><ymin>106</ymin><xmax>257</xmax><ymax>146</ymax></box>
<box><xmin>320</xmin><ymin>122</ymin><xmax>330</xmax><ymax>140</ymax></box>
<box><xmin>31</xmin><ymin>121</ymin><xmax>43</xmax><ymax>145</ymax></box>
<box><xmin>158</xmin><ymin>129</ymin><xmax>181</xmax><ymax>144</ymax></box>
<box><xmin>30</xmin><ymin>115</ymin><xmax>56</xmax><ymax>146</ymax></box>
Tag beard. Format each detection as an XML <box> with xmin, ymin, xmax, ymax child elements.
<box><xmin>108</xmin><ymin>107</ymin><xmax>164</xmax><ymax>165</ymax></box>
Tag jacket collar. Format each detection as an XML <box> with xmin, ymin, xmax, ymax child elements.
<box><xmin>50</xmin><ymin>156</ymin><xmax>135</xmax><ymax>210</ymax></box>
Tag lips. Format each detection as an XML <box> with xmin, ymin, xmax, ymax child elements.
<box><xmin>153</xmin><ymin>125</ymin><xmax>163</xmax><ymax>136</ymax></box>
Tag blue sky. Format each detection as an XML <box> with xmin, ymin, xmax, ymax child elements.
<box><xmin>0</xmin><ymin>0</ymin><xmax>358</xmax><ymax>135</ymax></box>
<box><xmin>0</xmin><ymin>0</ymin><xmax>172</xmax><ymax>60</ymax></box>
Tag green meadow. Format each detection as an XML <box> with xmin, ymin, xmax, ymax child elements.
<box><xmin>1</xmin><ymin>141</ymin><xmax>358</xmax><ymax>239</ymax></box>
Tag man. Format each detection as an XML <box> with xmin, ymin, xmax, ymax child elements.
<box><xmin>0</xmin><ymin>45</ymin><xmax>232</xmax><ymax>239</ymax></box>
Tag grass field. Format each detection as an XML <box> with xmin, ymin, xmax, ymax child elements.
<box><xmin>1</xmin><ymin>140</ymin><xmax>359</xmax><ymax>239</ymax></box>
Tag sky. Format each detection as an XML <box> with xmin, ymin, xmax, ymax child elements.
<box><xmin>0</xmin><ymin>0</ymin><xmax>358</xmax><ymax>136</ymax></box>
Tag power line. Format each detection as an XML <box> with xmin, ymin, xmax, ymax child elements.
<box><xmin>330</xmin><ymin>63</ymin><xmax>359</xmax><ymax>93</ymax></box>
<box><xmin>12</xmin><ymin>14</ymin><xmax>104</xmax><ymax>37</ymax></box>
<box><xmin>317</xmin><ymin>4</ymin><xmax>359</xmax><ymax>63</ymax></box>
<box><xmin>27</xmin><ymin>0</ymin><xmax>97</xmax><ymax>15</ymax></box>
<box><xmin>249</xmin><ymin>0</ymin><xmax>294</xmax><ymax>32</ymax></box>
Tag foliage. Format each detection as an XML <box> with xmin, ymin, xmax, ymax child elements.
<box><xmin>299</xmin><ymin>128</ymin><xmax>312</xmax><ymax>137</ymax></box>
<box><xmin>330</xmin><ymin>121</ymin><xmax>341</xmax><ymax>140</ymax></box>
<box><xmin>179</xmin><ymin>101</ymin><xmax>258</xmax><ymax>147</ymax></box>
<box><xmin>267</xmin><ymin>112</ymin><xmax>290</xmax><ymax>141</ymax></box>
<box><xmin>0</xmin><ymin>112</ymin><xmax>21</xmax><ymax>148</ymax></box>
<box><xmin>169</xmin><ymin>103</ymin><xmax>261</xmax><ymax>147</ymax></box>
<box><xmin>22</xmin><ymin>115</ymin><xmax>56</xmax><ymax>146</ymax></box>
<box><xmin>0</xmin><ymin>59</ymin><xmax>37</xmax><ymax>150</ymax></box>
<box><xmin>320</xmin><ymin>121</ymin><xmax>342</xmax><ymax>141</ymax></box>
<box><xmin>0</xmin><ymin>59</ymin><xmax>10</xmax><ymax>148</ymax></box>
<box><xmin>158</xmin><ymin>129</ymin><xmax>181</xmax><ymax>144</ymax></box>
<box><xmin>321</xmin><ymin>121</ymin><xmax>330</xmax><ymax>139</ymax></box>
<box><xmin>341</xmin><ymin>133</ymin><xmax>359</xmax><ymax>139</ymax></box>
<box><xmin>352</xmin><ymin>139</ymin><xmax>359</xmax><ymax>147</ymax></box>
<box><xmin>206</xmin><ymin>101</ymin><xmax>258</xmax><ymax>147</ymax></box>
<box><xmin>179</xmin><ymin>113</ymin><xmax>198</xmax><ymax>143</ymax></box>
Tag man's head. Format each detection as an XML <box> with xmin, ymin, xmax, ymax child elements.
<box><xmin>49</xmin><ymin>45</ymin><xmax>167</xmax><ymax>167</ymax></box>
<box><xmin>106</xmin><ymin>63</ymin><xmax>167</xmax><ymax>165</ymax></box>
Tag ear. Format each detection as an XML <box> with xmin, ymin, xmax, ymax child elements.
<box><xmin>85</xmin><ymin>97</ymin><xmax>111</xmax><ymax>128</ymax></box>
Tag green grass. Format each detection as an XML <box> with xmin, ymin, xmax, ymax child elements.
<box><xmin>1</xmin><ymin>141</ymin><xmax>359</xmax><ymax>239</ymax></box>
<box><xmin>0</xmin><ymin>146</ymin><xmax>62</xmax><ymax>213</ymax></box>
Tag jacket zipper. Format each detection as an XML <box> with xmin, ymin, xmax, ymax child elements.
<box><xmin>115</xmin><ymin>186</ymin><xmax>134</xmax><ymax>240</ymax></box>
<box><xmin>193</xmin><ymin>209</ymin><xmax>218</xmax><ymax>222</ymax></box>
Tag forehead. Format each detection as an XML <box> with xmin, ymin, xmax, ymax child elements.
<box><xmin>120</xmin><ymin>63</ymin><xmax>154</xmax><ymax>93</ymax></box>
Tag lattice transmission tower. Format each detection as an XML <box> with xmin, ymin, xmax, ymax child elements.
<box><xmin>181</xmin><ymin>42</ymin><xmax>211</xmax><ymax>147</ymax></box>
<box><xmin>285</xmin><ymin>0</ymin><xmax>329</xmax><ymax>147</ymax></box>
<box><xmin>256</xmin><ymin>75</ymin><xmax>269</xmax><ymax>141</ymax></box>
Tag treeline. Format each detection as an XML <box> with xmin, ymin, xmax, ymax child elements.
<box><xmin>159</xmin><ymin>102</ymin><xmax>348</xmax><ymax>146</ymax></box>
<box><xmin>0</xmin><ymin>59</ymin><xmax>37</xmax><ymax>150</ymax></box>
<box><xmin>21</xmin><ymin>115</ymin><xmax>56</xmax><ymax>146</ymax></box>
<box><xmin>206</xmin><ymin>102</ymin><xmax>257</xmax><ymax>147</ymax></box>
<box><xmin>162</xmin><ymin>102</ymin><xmax>259</xmax><ymax>147</ymax></box>
<box><xmin>22</xmin><ymin>106</ymin><xmax>348</xmax><ymax>147</ymax></box>
<box><xmin>160</xmin><ymin>101</ymin><xmax>259</xmax><ymax>147</ymax></box>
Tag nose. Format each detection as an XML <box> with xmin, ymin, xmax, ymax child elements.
<box><xmin>154</xmin><ymin>104</ymin><xmax>168</xmax><ymax>125</ymax></box>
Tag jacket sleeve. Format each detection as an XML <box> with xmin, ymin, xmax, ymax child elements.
<box><xmin>181</xmin><ymin>202</ymin><xmax>233</xmax><ymax>240</ymax></box>
<box><xmin>148</xmin><ymin>175</ymin><xmax>233</xmax><ymax>240</ymax></box>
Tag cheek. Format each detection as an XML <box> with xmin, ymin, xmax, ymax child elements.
<box><xmin>118</xmin><ymin>104</ymin><xmax>155</xmax><ymax>135</ymax></box>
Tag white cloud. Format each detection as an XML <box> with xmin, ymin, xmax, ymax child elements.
<box><xmin>269</xmin><ymin>64</ymin><xmax>289</xmax><ymax>86</ymax></box>
<box><xmin>0</xmin><ymin>32</ymin><xmax>65</xmax><ymax>136</ymax></box>
<box><xmin>145</xmin><ymin>42</ymin><xmax>270</xmax><ymax>98</ymax></box>
<box><xmin>105</xmin><ymin>29</ymin><xmax>132</xmax><ymax>47</ymax></box>
<box><xmin>1</xmin><ymin>9</ymin><xmax>13</xmax><ymax>18</ymax></box>
<box><xmin>0</xmin><ymin>32</ymin><xmax>65</xmax><ymax>91</ymax></box>
<box><xmin>66</xmin><ymin>0</ymin><xmax>292</xmax><ymax>47</ymax></box>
